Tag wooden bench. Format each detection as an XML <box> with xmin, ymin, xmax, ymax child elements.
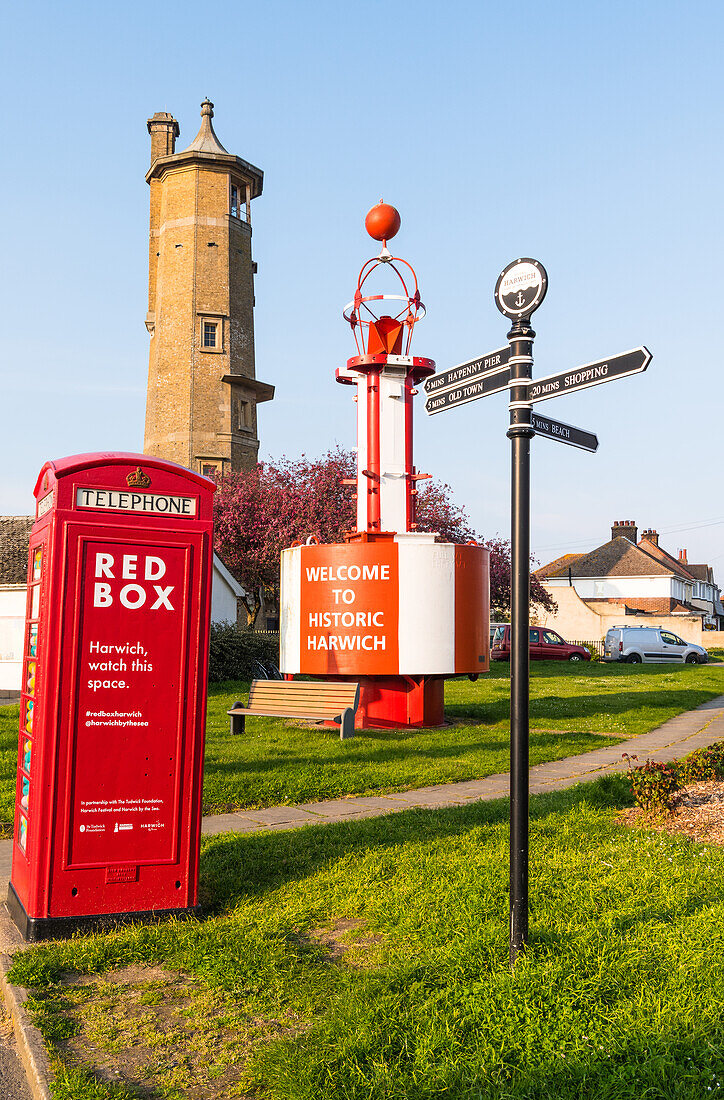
<box><xmin>227</xmin><ymin>679</ymin><xmax>360</xmax><ymax>740</ymax></box>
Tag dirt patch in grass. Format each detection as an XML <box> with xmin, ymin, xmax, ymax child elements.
<box><xmin>304</xmin><ymin>917</ymin><xmax>384</xmax><ymax>966</ymax></box>
<box><xmin>619</xmin><ymin>779</ymin><xmax>724</xmax><ymax>845</ymax></box>
<box><xmin>42</xmin><ymin>965</ymin><xmax>307</xmax><ymax>1099</ymax></box>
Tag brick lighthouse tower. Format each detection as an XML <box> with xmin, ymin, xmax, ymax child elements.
<box><xmin>144</xmin><ymin>100</ymin><xmax>274</xmax><ymax>475</ymax></box>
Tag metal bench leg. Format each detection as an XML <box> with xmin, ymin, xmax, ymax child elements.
<box><xmin>229</xmin><ymin>705</ymin><xmax>245</xmax><ymax>736</ymax></box>
<box><xmin>340</xmin><ymin>707</ymin><xmax>355</xmax><ymax>740</ymax></box>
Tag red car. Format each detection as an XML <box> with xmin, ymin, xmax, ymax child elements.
<box><xmin>491</xmin><ymin>625</ymin><xmax>591</xmax><ymax>662</ymax></box>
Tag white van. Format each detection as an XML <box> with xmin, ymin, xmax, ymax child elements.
<box><xmin>603</xmin><ymin>626</ymin><xmax>708</xmax><ymax>664</ymax></box>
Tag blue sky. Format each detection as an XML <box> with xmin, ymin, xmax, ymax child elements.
<box><xmin>1</xmin><ymin>0</ymin><xmax>722</xmax><ymax>572</ymax></box>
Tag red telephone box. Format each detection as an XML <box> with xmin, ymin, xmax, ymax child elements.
<box><xmin>8</xmin><ymin>453</ymin><xmax>215</xmax><ymax>940</ymax></box>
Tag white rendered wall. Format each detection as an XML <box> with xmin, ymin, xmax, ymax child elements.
<box><xmin>0</xmin><ymin>586</ymin><xmax>27</xmax><ymax>691</ymax></box>
<box><xmin>547</xmin><ymin>576</ymin><xmax>674</xmax><ymax>599</ymax></box>
<box><xmin>210</xmin><ymin>561</ymin><xmax>239</xmax><ymax>625</ymax></box>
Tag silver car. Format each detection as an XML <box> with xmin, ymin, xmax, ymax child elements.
<box><xmin>603</xmin><ymin>626</ymin><xmax>708</xmax><ymax>664</ymax></box>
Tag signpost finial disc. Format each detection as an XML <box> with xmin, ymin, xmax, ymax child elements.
<box><xmin>495</xmin><ymin>258</ymin><xmax>548</xmax><ymax>320</ymax></box>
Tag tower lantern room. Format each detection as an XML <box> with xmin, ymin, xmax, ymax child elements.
<box><xmin>144</xmin><ymin>99</ymin><xmax>274</xmax><ymax>476</ymax></box>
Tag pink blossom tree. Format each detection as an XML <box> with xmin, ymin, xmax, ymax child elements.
<box><xmin>213</xmin><ymin>448</ymin><xmax>356</xmax><ymax>626</ymax></box>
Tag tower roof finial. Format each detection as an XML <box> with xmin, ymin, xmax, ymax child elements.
<box><xmin>181</xmin><ymin>97</ymin><xmax>228</xmax><ymax>155</ymax></box>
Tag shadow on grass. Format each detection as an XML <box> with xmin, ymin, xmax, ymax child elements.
<box><xmin>482</xmin><ymin>661</ymin><xmax>722</xmax><ymax>680</ymax></box>
<box><xmin>447</xmin><ymin>687</ymin><xmax>722</xmax><ymax>725</ymax></box>
<box><xmin>199</xmin><ymin>775</ymin><xmax>632</xmax><ymax>912</ymax></box>
<box><xmin>204</xmin><ymin>735</ymin><xmax>516</xmax><ymax>775</ymax></box>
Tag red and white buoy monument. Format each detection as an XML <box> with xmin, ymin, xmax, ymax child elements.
<box><xmin>280</xmin><ymin>205</ymin><xmax>489</xmax><ymax>727</ymax></box>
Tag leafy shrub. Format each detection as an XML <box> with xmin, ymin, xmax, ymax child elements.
<box><xmin>208</xmin><ymin>623</ymin><xmax>279</xmax><ymax>682</ymax></box>
<box><xmin>622</xmin><ymin>754</ymin><xmax>679</xmax><ymax>814</ymax></box>
<box><xmin>678</xmin><ymin>741</ymin><xmax>724</xmax><ymax>785</ymax></box>
<box><xmin>623</xmin><ymin>741</ymin><xmax>724</xmax><ymax>815</ymax></box>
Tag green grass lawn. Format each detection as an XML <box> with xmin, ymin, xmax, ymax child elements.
<box><xmin>10</xmin><ymin>774</ymin><xmax>724</xmax><ymax>1099</ymax></box>
<box><xmin>1</xmin><ymin>662</ymin><xmax>722</xmax><ymax>835</ymax></box>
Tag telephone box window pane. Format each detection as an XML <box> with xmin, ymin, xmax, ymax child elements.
<box><xmin>26</xmin><ymin>661</ymin><xmax>36</xmax><ymax>696</ymax></box>
<box><xmin>21</xmin><ymin>777</ymin><xmax>29</xmax><ymax>812</ymax></box>
<box><xmin>23</xmin><ymin>739</ymin><xmax>32</xmax><ymax>773</ymax></box>
<box><xmin>24</xmin><ymin>700</ymin><xmax>34</xmax><ymax>735</ymax></box>
<box><xmin>30</xmin><ymin>585</ymin><xmax>40</xmax><ymax>620</ymax></box>
<box><xmin>32</xmin><ymin>549</ymin><xmax>42</xmax><ymax>581</ymax></box>
<box><xmin>203</xmin><ymin>322</ymin><xmax>217</xmax><ymax>348</ymax></box>
<box><xmin>28</xmin><ymin>623</ymin><xmax>38</xmax><ymax>658</ymax></box>
<box><xmin>18</xmin><ymin>816</ymin><xmax>27</xmax><ymax>853</ymax></box>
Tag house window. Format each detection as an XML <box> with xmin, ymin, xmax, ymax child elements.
<box><xmin>203</xmin><ymin>321</ymin><xmax>217</xmax><ymax>348</ymax></box>
<box><xmin>202</xmin><ymin>463</ymin><xmax>218</xmax><ymax>478</ymax></box>
<box><xmin>231</xmin><ymin>184</ymin><xmax>239</xmax><ymax>218</ymax></box>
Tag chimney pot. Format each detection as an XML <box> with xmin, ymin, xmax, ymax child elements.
<box><xmin>611</xmin><ymin>519</ymin><xmax>638</xmax><ymax>543</ymax></box>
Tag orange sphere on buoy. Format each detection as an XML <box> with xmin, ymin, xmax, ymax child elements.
<box><xmin>365</xmin><ymin>202</ymin><xmax>401</xmax><ymax>242</ymax></box>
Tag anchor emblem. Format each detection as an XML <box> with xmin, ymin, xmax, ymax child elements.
<box><xmin>515</xmin><ymin>290</ymin><xmax>527</xmax><ymax>307</ymax></box>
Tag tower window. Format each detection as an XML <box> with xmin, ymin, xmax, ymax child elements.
<box><xmin>198</xmin><ymin>458</ymin><xmax>223</xmax><ymax>477</ymax></box>
<box><xmin>231</xmin><ymin>184</ymin><xmax>239</xmax><ymax>218</ymax></box>
<box><xmin>198</xmin><ymin>315</ymin><xmax>225</xmax><ymax>352</ymax></box>
<box><xmin>233</xmin><ymin>397</ymin><xmax>251</xmax><ymax>431</ymax></box>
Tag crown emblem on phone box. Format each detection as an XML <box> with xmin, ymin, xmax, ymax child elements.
<box><xmin>126</xmin><ymin>467</ymin><xmax>152</xmax><ymax>488</ymax></box>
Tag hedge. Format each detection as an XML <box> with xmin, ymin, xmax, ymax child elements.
<box><xmin>208</xmin><ymin>623</ymin><xmax>280</xmax><ymax>682</ymax></box>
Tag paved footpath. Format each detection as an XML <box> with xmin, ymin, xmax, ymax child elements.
<box><xmin>0</xmin><ymin>695</ymin><xmax>722</xmax><ymax>1099</ymax></box>
<box><xmin>199</xmin><ymin>694</ymin><xmax>724</xmax><ymax>837</ymax></box>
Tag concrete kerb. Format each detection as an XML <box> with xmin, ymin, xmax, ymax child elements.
<box><xmin>0</xmin><ymin>952</ymin><xmax>52</xmax><ymax>1100</ymax></box>
<box><xmin>1</xmin><ymin>692</ymin><xmax>723</xmax><ymax>1099</ymax></box>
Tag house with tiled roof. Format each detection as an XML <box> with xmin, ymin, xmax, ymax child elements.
<box><xmin>534</xmin><ymin>520</ymin><xmax>723</xmax><ymax>645</ymax></box>
<box><xmin>638</xmin><ymin>529</ymin><xmax>721</xmax><ymax>624</ymax></box>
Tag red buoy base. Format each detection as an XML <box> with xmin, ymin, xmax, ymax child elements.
<box><xmin>354</xmin><ymin>675</ymin><xmax>445</xmax><ymax>729</ymax></box>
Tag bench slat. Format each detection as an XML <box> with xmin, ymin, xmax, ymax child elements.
<box><xmin>247</xmin><ymin>692</ymin><xmax>357</xmax><ymax>705</ymax></box>
<box><xmin>248</xmin><ymin>684</ymin><xmax>357</xmax><ymax>692</ymax></box>
<box><xmin>248</xmin><ymin>691</ymin><xmax>358</xmax><ymax>704</ymax></box>
<box><xmin>228</xmin><ymin>708</ymin><xmax>344</xmax><ymax>720</ymax></box>
<box><xmin>244</xmin><ymin>694</ymin><xmax>354</xmax><ymax>705</ymax></box>
<box><xmin>236</xmin><ymin>704</ymin><xmax>349</xmax><ymax>712</ymax></box>
<box><xmin>232</xmin><ymin>706</ymin><xmax>350</xmax><ymax>717</ymax></box>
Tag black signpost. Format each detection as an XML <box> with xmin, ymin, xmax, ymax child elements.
<box><xmin>494</xmin><ymin>259</ymin><xmax>547</xmax><ymax>967</ymax></box>
<box><xmin>425</xmin><ymin>257</ymin><xmax>651</xmax><ymax>968</ymax></box>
